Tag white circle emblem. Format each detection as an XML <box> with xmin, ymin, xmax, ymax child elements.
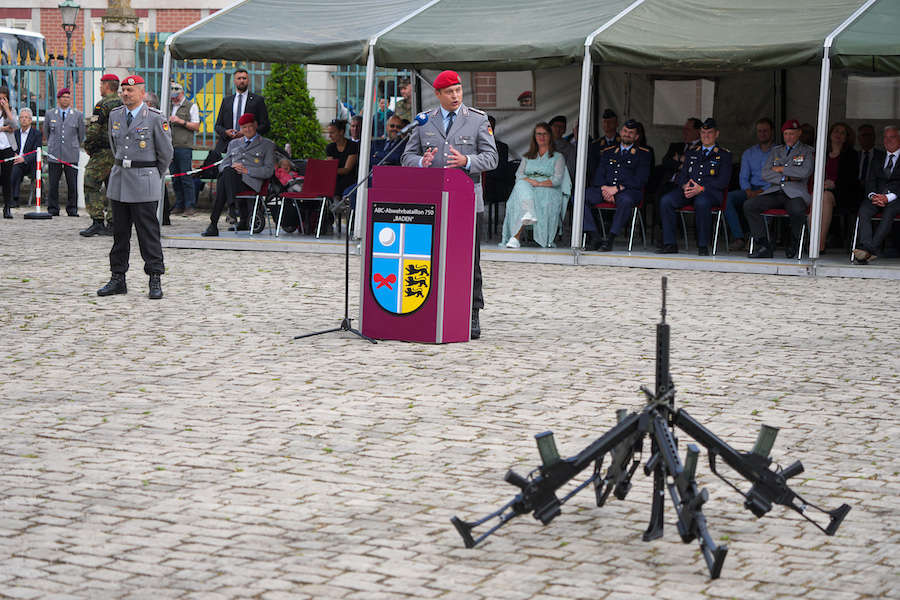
<box><xmin>379</xmin><ymin>227</ymin><xmax>396</xmax><ymax>246</ymax></box>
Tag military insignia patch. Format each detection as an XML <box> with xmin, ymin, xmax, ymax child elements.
<box><xmin>112</xmin><ymin>123</ymin><xmax>120</xmax><ymax>129</ymax></box>
<box><xmin>710</xmin><ymin>168</ymin><xmax>715</xmax><ymax>175</ymax></box>
<box><xmin>487</xmin><ymin>127</ymin><xmax>494</xmax><ymax>136</ymax></box>
<box><xmin>139</xmin><ymin>141</ymin><xmax>147</xmax><ymax>148</ymax></box>
<box><xmin>631</xmin><ymin>147</ymin><xmax>636</xmax><ymax>154</ymax></box>
<box><xmin>370</xmin><ymin>202</ymin><xmax>434</xmax><ymax>315</ymax></box>
<box><xmin>162</xmin><ymin>121</ymin><xmax>169</xmax><ymax>132</ymax></box>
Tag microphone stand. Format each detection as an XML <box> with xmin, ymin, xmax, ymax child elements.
<box><xmin>293</xmin><ymin>129</ymin><xmax>415</xmax><ymax>343</ymax></box>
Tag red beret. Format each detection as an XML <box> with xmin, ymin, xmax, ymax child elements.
<box><xmin>517</xmin><ymin>90</ymin><xmax>533</xmax><ymax>101</ymax></box>
<box><xmin>433</xmin><ymin>70</ymin><xmax>462</xmax><ymax>91</ymax></box>
<box><xmin>237</xmin><ymin>113</ymin><xmax>256</xmax><ymax>126</ymax></box>
<box><xmin>100</xmin><ymin>73</ymin><xmax>119</xmax><ymax>82</ymax></box>
<box><xmin>781</xmin><ymin>119</ymin><xmax>801</xmax><ymax>132</ymax></box>
<box><xmin>121</xmin><ymin>75</ymin><xmax>145</xmax><ymax>87</ymax></box>
<box><xmin>57</xmin><ymin>88</ymin><xmax>71</xmax><ymax>98</ymax></box>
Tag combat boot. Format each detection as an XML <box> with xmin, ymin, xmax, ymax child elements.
<box><xmin>148</xmin><ymin>274</ymin><xmax>163</xmax><ymax>300</ymax></box>
<box><xmin>97</xmin><ymin>274</ymin><xmax>127</xmax><ymax>296</ymax></box>
<box><xmin>79</xmin><ymin>219</ymin><xmax>106</xmax><ymax>237</ymax></box>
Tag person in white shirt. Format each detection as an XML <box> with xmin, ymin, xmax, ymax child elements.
<box><xmin>0</xmin><ymin>85</ymin><xmax>19</xmax><ymax>215</ymax></box>
<box><xmin>168</xmin><ymin>82</ymin><xmax>201</xmax><ymax>215</ymax></box>
<box><xmin>853</xmin><ymin>126</ymin><xmax>900</xmax><ymax>264</ymax></box>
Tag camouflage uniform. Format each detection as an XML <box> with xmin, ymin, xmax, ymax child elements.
<box><xmin>83</xmin><ymin>92</ymin><xmax>123</xmax><ymax>225</ymax></box>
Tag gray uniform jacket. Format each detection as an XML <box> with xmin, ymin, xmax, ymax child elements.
<box><xmin>220</xmin><ymin>135</ymin><xmax>276</xmax><ymax>193</ymax></box>
<box><xmin>401</xmin><ymin>103</ymin><xmax>498</xmax><ymax>212</ymax></box>
<box><xmin>107</xmin><ymin>103</ymin><xmax>174</xmax><ymax>204</ymax></box>
<box><xmin>760</xmin><ymin>142</ymin><xmax>815</xmax><ymax>205</ymax></box>
<box><xmin>43</xmin><ymin>107</ymin><xmax>85</xmax><ymax>164</ymax></box>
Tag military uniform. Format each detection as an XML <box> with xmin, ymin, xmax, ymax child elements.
<box><xmin>659</xmin><ymin>144</ymin><xmax>733</xmax><ymax>251</ymax></box>
<box><xmin>105</xmin><ymin>100</ymin><xmax>174</xmax><ymax>285</ymax></box>
<box><xmin>744</xmin><ymin>141</ymin><xmax>815</xmax><ymax>254</ymax></box>
<box><xmin>83</xmin><ymin>92</ymin><xmax>123</xmax><ymax>230</ymax></box>
<box><xmin>401</xmin><ymin>101</ymin><xmax>498</xmax><ymax>313</ymax></box>
<box><xmin>583</xmin><ymin>144</ymin><xmax>651</xmax><ymax>239</ymax></box>
<box><xmin>204</xmin><ymin>132</ymin><xmax>275</xmax><ymax>234</ymax></box>
<box><xmin>43</xmin><ymin>103</ymin><xmax>85</xmax><ymax>215</ymax></box>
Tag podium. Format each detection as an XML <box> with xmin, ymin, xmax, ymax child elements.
<box><xmin>360</xmin><ymin>166</ymin><xmax>476</xmax><ymax>343</ymax></box>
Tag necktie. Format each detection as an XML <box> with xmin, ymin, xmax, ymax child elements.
<box><xmin>445</xmin><ymin>111</ymin><xmax>455</xmax><ymax>135</ymax></box>
<box><xmin>61</xmin><ymin>110</ymin><xmax>66</xmax><ymax>123</ymax></box>
<box><xmin>126</xmin><ymin>112</ymin><xmax>133</xmax><ymax>127</ymax></box>
<box><xmin>887</xmin><ymin>154</ymin><xmax>896</xmax><ymax>173</ymax></box>
<box><xmin>235</xmin><ymin>94</ymin><xmax>244</xmax><ymax>130</ymax></box>
<box><xmin>785</xmin><ymin>146</ymin><xmax>792</xmax><ymax>157</ymax></box>
<box><xmin>860</xmin><ymin>151</ymin><xmax>870</xmax><ymax>180</ymax></box>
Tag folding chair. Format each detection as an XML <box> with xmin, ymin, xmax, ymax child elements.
<box><xmin>240</xmin><ymin>179</ymin><xmax>271</xmax><ymax>236</ymax></box>
<box><xmin>849</xmin><ymin>210</ymin><xmax>900</xmax><ymax>262</ymax></box>
<box><xmin>677</xmin><ymin>190</ymin><xmax>728</xmax><ymax>255</ymax></box>
<box><xmin>748</xmin><ymin>206</ymin><xmax>810</xmax><ymax>261</ymax></box>
<box><xmin>592</xmin><ymin>190</ymin><xmax>647</xmax><ymax>252</ymax></box>
<box><xmin>272</xmin><ymin>159</ymin><xmax>338</xmax><ymax>238</ymax></box>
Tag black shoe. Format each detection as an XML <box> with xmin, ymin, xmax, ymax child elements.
<box><xmin>470</xmin><ymin>309</ymin><xmax>481</xmax><ymax>340</ymax></box>
<box><xmin>599</xmin><ymin>236</ymin><xmax>614</xmax><ymax>252</ymax></box>
<box><xmin>67</xmin><ymin>209</ymin><xmax>79</xmax><ymax>217</ymax></box>
<box><xmin>584</xmin><ymin>232</ymin><xmax>602</xmax><ymax>251</ymax></box>
<box><xmin>80</xmin><ymin>219</ymin><xmax>106</xmax><ymax>237</ymax></box>
<box><xmin>697</xmin><ymin>246</ymin><xmax>709</xmax><ymax>256</ymax></box>
<box><xmin>201</xmin><ymin>225</ymin><xmax>219</xmax><ymax>237</ymax></box>
<box><xmin>785</xmin><ymin>237</ymin><xmax>800</xmax><ymax>259</ymax></box>
<box><xmin>148</xmin><ymin>274</ymin><xmax>163</xmax><ymax>300</ymax></box>
<box><xmin>48</xmin><ymin>208</ymin><xmax>60</xmax><ymax>216</ymax></box>
<box><xmin>230</xmin><ymin>222</ymin><xmax>249</xmax><ymax>232</ymax></box>
<box><xmin>3</xmin><ymin>206</ymin><xmax>11</xmax><ymax>219</ymax></box>
<box><xmin>655</xmin><ymin>244</ymin><xmax>678</xmax><ymax>254</ymax></box>
<box><xmin>748</xmin><ymin>239</ymin><xmax>773</xmax><ymax>259</ymax></box>
<box><xmin>97</xmin><ymin>274</ymin><xmax>127</xmax><ymax>296</ymax></box>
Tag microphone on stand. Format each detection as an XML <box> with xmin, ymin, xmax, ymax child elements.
<box><xmin>399</xmin><ymin>112</ymin><xmax>429</xmax><ymax>136</ymax></box>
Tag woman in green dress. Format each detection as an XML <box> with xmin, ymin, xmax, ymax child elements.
<box><xmin>501</xmin><ymin>122</ymin><xmax>572</xmax><ymax>248</ymax></box>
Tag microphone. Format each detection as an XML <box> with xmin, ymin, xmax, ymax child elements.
<box><xmin>399</xmin><ymin>112</ymin><xmax>429</xmax><ymax>135</ymax></box>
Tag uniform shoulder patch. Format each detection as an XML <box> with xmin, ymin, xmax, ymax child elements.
<box><xmin>110</xmin><ymin>105</ymin><xmax>126</xmax><ymax>114</ymax></box>
<box><xmin>638</xmin><ymin>146</ymin><xmax>650</xmax><ymax>152</ymax></box>
<box><xmin>468</xmin><ymin>107</ymin><xmax>486</xmax><ymax>116</ymax></box>
<box><xmin>601</xmin><ymin>146</ymin><xmax>617</xmax><ymax>153</ymax></box>
<box><xmin>161</xmin><ymin>121</ymin><xmax>169</xmax><ymax>132</ymax></box>
<box><xmin>147</xmin><ymin>106</ymin><xmax>162</xmax><ymax>114</ymax></box>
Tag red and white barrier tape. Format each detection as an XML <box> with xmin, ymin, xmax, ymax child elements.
<box><xmin>43</xmin><ymin>151</ymin><xmax>230</xmax><ymax>180</ymax></box>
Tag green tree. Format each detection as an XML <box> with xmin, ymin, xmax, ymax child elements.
<box><xmin>263</xmin><ymin>63</ymin><xmax>326</xmax><ymax>159</ymax></box>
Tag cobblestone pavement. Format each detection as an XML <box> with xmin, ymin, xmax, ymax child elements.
<box><xmin>1</xmin><ymin>214</ymin><xmax>898</xmax><ymax>599</ymax></box>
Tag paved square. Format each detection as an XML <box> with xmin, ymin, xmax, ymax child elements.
<box><xmin>1</xmin><ymin>215</ymin><xmax>898</xmax><ymax>599</ymax></box>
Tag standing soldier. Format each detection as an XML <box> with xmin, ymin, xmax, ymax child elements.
<box><xmin>80</xmin><ymin>73</ymin><xmax>122</xmax><ymax>237</ymax></box>
<box><xmin>97</xmin><ymin>75</ymin><xmax>174</xmax><ymax>299</ymax></box>
<box><xmin>43</xmin><ymin>88</ymin><xmax>85</xmax><ymax>217</ymax></box>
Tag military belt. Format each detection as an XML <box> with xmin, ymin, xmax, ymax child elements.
<box><xmin>115</xmin><ymin>159</ymin><xmax>157</xmax><ymax>168</ymax></box>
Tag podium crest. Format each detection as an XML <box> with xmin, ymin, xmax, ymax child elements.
<box><xmin>370</xmin><ymin>203</ymin><xmax>435</xmax><ymax>315</ymax></box>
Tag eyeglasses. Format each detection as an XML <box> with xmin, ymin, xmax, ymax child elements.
<box><xmin>388</xmin><ymin>124</ymin><xmax>401</xmax><ymax>129</ymax></box>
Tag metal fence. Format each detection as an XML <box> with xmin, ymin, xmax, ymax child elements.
<box><xmin>135</xmin><ymin>32</ymin><xmax>271</xmax><ymax>148</ymax></box>
<box><xmin>332</xmin><ymin>65</ymin><xmax>412</xmax><ymax>138</ymax></box>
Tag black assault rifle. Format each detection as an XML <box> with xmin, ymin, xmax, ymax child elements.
<box><xmin>451</xmin><ymin>277</ymin><xmax>850</xmax><ymax>579</ymax></box>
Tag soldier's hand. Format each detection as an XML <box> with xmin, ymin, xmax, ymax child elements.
<box><xmin>446</xmin><ymin>145</ymin><xmax>467</xmax><ymax>169</ymax></box>
<box><xmin>601</xmin><ymin>185</ymin><xmax>618</xmax><ymax>203</ymax></box>
<box><xmin>422</xmin><ymin>147</ymin><xmax>437</xmax><ymax>167</ymax></box>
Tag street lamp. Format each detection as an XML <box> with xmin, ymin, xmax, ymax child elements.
<box><xmin>58</xmin><ymin>0</ymin><xmax>80</xmax><ymax>88</ymax></box>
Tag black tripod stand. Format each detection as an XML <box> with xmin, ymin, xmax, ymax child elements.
<box><xmin>294</xmin><ymin>130</ymin><xmax>416</xmax><ymax>343</ymax></box>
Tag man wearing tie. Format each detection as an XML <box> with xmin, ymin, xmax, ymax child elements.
<box><xmin>213</xmin><ymin>68</ymin><xmax>270</xmax><ymax>155</ymax></box>
<box><xmin>745</xmin><ymin>119</ymin><xmax>815</xmax><ymax>259</ymax></box>
<box><xmin>853</xmin><ymin>125</ymin><xmax>900</xmax><ymax>264</ymax></box>
<box><xmin>43</xmin><ymin>88</ymin><xmax>85</xmax><ymax>216</ymax></box>
<box><xmin>401</xmin><ymin>70</ymin><xmax>498</xmax><ymax>339</ymax></box>
<box><xmin>657</xmin><ymin>118</ymin><xmax>732</xmax><ymax>255</ymax></box>
<box><xmin>97</xmin><ymin>75</ymin><xmax>174</xmax><ymax>299</ymax></box>
<box><xmin>8</xmin><ymin>108</ymin><xmax>40</xmax><ymax>216</ymax></box>
<box><xmin>202</xmin><ymin>113</ymin><xmax>275</xmax><ymax>236</ymax></box>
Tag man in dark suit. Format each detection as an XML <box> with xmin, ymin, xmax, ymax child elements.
<box><xmin>213</xmin><ymin>68</ymin><xmax>270</xmax><ymax>154</ymax></box>
<box><xmin>853</xmin><ymin>125</ymin><xmax>900</xmax><ymax>264</ymax></box>
<box><xmin>8</xmin><ymin>108</ymin><xmax>40</xmax><ymax>215</ymax></box>
<box><xmin>371</xmin><ymin>115</ymin><xmax>407</xmax><ymax>166</ymax></box>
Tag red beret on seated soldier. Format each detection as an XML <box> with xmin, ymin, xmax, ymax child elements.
<box><xmin>237</xmin><ymin>113</ymin><xmax>257</xmax><ymax>126</ymax></box>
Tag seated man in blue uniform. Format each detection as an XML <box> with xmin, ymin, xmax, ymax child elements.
<box><xmin>371</xmin><ymin>114</ymin><xmax>407</xmax><ymax>166</ymax></box>
<box><xmin>583</xmin><ymin>119</ymin><xmax>651</xmax><ymax>251</ymax></box>
<box><xmin>656</xmin><ymin>118</ymin><xmax>732</xmax><ymax>255</ymax></box>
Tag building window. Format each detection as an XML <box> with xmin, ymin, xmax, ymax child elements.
<box><xmin>846</xmin><ymin>75</ymin><xmax>900</xmax><ymax>120</ymax></box>
<box><xmin>473</xmin><ymin>71</ymin><xmax>535</xmax><ymax>110</ymax></box>
<box><xmin>653</xmin><ymin>78</ymin><xmax>715</xmax><ymax>126</ymax></box>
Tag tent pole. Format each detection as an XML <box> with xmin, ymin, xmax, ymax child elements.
<box><xmin>571</xmin><ymin>46</ymin><xmax>593</xmax><ymax>250</ymax></box>
<box><xmin>355</xmin><ymin>49</ymin><xmax>377</xmax><ymax>239</ymax></box>
<box><xmin>809</xmin><ymin>0</ymin><xmax>878</xmax><ymax>259</ymax></box>
<box><xmin>157</xmin><ymin>42</ymin><xmax>173</xmax><ymax>224</ymax></box>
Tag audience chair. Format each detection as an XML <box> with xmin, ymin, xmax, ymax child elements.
<box><xmin>272</xmin><ymin>159</ymin><xmax>338</xmax><ymax>238</ymax></box>
<box><xmin>747</xmin><ymin>205</ymin><xmax>810</xmax><ymax>261</ymax></box>
<box><xmin>593</xmin><ymin>189</ymin><xmax>647</xmax><ymax>252</ymax></box>
<box><xmin>676</xmin><ymin>190</ymin><xmax>728</xmax><ymax>255</ymax></box>
<box><xmin>849</xmin><ymin>211</ymin><xmax>900</xmax><ymax>262</ymax></box>
<box><xmin>240</xmin><ymin>179</ymin><xmax>271</xmax><ymax>236</ymax></box>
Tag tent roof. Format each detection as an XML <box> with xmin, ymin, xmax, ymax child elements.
<box><xmin>373</xmin><ymin>0</ymin><xmax>635</xmax><ymax>71</ymax></box>
<box><xmin>168</xmin><ymin>0</ymin><xmax>428</xmax><ymax>64</ymax></box>
<box><xmin>168</xmin><ymin>0</ymin><xmax>899</xmax><ymax>74</ymax></box>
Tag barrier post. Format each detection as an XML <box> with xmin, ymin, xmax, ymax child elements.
<box><xmin>24</xmin><ymin>148</ymin><xmax>52</xmax><ymax>220</ymax></box>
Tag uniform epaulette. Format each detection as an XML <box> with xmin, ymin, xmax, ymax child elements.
<box><xmin>468</xmin><ymin>107</ymin><xmax>486</xmax><ymax>116</ymax></box>
<box><xmin>601</xmin><ymin>145</ymin><xmax>617</xmax><ymax>153</ymax></box>
<box><xmin>147</xmin><ymin>106</ymin><xmax>161</xmax><ymax>114</ymax></box>
<box><xmin>638</xmin><ymin>146</ymin><xmax>650</xmax><ymax>152</ymax></box>
<box><xmin>110</xmin><ymin>105</ymin><xmax>126</xmax><ymax>113</ymax></box>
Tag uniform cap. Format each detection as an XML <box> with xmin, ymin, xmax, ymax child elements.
<box><xmin>57</xmin><ymin>88</ymin><xmax>71</xmax><ymax>98</ymax></box>
<box><xmin>237</xmin><ymin>113</ymin><xmax>257</xmax><ymax>126</ymax></box>
<box><xmin>121</xmin><ymin>75</ymin><xmax>145</xmax><ymax>86</ymax></box>
<box><xmin>100</xmin><ymin>73</ymin><xmax>119</xmax><ymax>82</ymax></box>
<box><xmin>602</xmin><ymin>108</ymin><xmax>617</xmax><ymax>119</ymax></box>
<box><xmin>781</xmin><ymin>119</ymin><xmax>801</xmax><ymax>132</ymax></box>
<box><xmin>433</xmin><ymin>70</ymin><xmax>462</xmax><ymax>90</ymax></box>
<box><xmin>701</xmin><ymin>118</ymin><xmax>718</xmax><ymax>130</ymax></box>
<box><xmin>623</xmin><ymin>118</ymin><xmax>640</xmax><ymax>130</ymax></box>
